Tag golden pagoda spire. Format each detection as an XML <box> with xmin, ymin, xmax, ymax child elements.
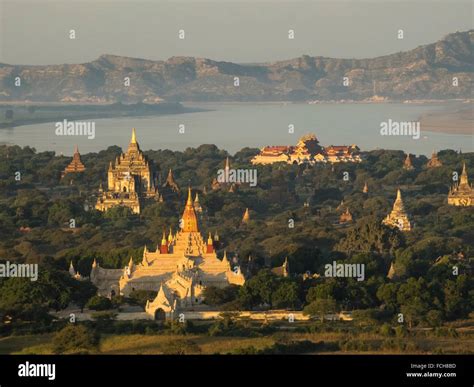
<box><xmin>186</xmin><ymin>187</ymin><xmax>193</xmax><ymax>205</ymax></box>
<box><xmin>242</xmin><ymin>208</ymin><xmax>250</xmax><ymax>223</ymax></box>
<box><xmin>162</xmin><ymin>230</ymin><xmax>167</xmax><ymax>245</ymax></box>
<box><xmin>168</xmin><ymin>227</ymin><xmax>173</xmax><ymax>242</ymax></box>
<box><xmin>394</xmin><ymin>188</ymin><xmax>405</xmax><ymax>211</ymax></box>
<box><xmin>460</xmin><ymin>162</ymin><xmax>469</xmax><ymax>186</ymax></box>
<box><xmin>131</xmin><ymin>128</ymin><xmax>137</xmax><ymax>144</ymax></box>
<box><xmin>181</xmin><ymin>187</ymin><xmax>199</xmax><ymax>232</ymax></box>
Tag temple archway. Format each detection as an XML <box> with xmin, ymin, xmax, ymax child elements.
<box><xmin>154</xmin><ymin>308</ymin><xmax>166</xmax><ymax>321</ymax></box>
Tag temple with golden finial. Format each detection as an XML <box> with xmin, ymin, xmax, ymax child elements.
<box><xmin>95</xmin><ymin>128</ymin><xmax>158</xmax><ymax>214</ymax></box>
<box><xmin>383</xmin><ymin>189</ymin><xmax>411</xmax><ymax>231</ymax></box>
<box><xmin>90</xmin><ymin>187</ymin><xmax>245</xmax><ymax>319</ymax></box>
<box><xmin>61</xmin><ymin>145</ymin><xmax>86</xmax><ymax>178</ymax></box>
<box><xmin>427</xmin><ymin>150</ymin><xmax>442</xmax><ymax>168</ymax></box>
<box><xmin>403</xmin><ymin>153</ymin><xmax>414</xmax><ymax>170</ymax></box>
<box><xmin>448</xmin><ymin>163</ymin><xmax>474</xmax><ymax>206</ymax></box>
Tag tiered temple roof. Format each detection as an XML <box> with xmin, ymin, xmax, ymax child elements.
<box><xmin>448</xmin><ymin>163</ymin><xmax>474</xmax><ymax>206</ymax></box>
<box><xmin>382</xmin><ymin>189</ymin><xmax>411</xmax><ymax>231</ymax></box>
<box><xmin>61</xmin><ymin>145</ymin><xmax>86</xmax><ymax>178</ymax></box>
<box><xmin>95</xmin><ymin>128</ymin><xmax>157</xmax><ymax>214</ymax></box>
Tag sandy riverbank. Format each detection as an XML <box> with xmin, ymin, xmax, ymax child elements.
<box><xmin>420</xmin><ymin>105</ymin><xmax>473</xmax><ymax>135</ymax></box>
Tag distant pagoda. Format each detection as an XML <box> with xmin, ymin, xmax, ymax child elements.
<box><xmin>448</xmin><ymin>163</ymin><xmax>474</xmax><ymax>206</ymax></box>
<box><xmin>426</xmin><ymin>150</ymin><xmax>442</xmax><ymax>168</ymax></box>
<box><xmin>95</xmin><ymin>128</ymin><xmax>158</xmax><ymax>214</ymax></box>
<box><xmin>161</xmin><ymin>168</ymin><xmax>180</xmax><ymax>200</ymax></box>
<box><xmin>61</xmin><ymin>145</ymin><xmax>85</xmax><ymax>178</ymax></box>
<box><xmin>403</xmin><ymin>153</ymin><xmax>414</xmax><ymax>170</ymax></box>
<box><xmin>363</xmin><ymin>181</ymin><xmax>369</xmax><ymax>194</ymax></box>
<box><xmin>382</xmin><ymin>189</ymin><xmax>411</xmax><ymax>231</ymax></box>
<box><xmin>194</xmin><ymin>192</ymin><xmax>203</xmax><ymax>213</ymax></box>
<box><xmin>242</xmin><ymin>208</ymin><xmax>250</xmax><ymax>223</ymax></box>
<box><xmin>339</xmin><ymin>207</ymin><xmax>353</xmax><ymax>224</ymax></box>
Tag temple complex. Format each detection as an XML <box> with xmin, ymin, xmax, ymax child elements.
<box><xmin>427</xmin><ymin>151</ymin><xmax>443</xmax><ymax>168</ymax></box>
<box><xmin>90</xmin><ymin>187</ymin><xmax>245</xmax><ymax>319</ymax></box>
<box><xmin>61</xmin><ymin>145</ymin><xmax>86</xmax><ymax>178</ymax></box>
<box><xmin>448</xmin><ymin>163</ymin><xmax>474</xmax><ymax>206</ymax></box>
<box><xmin>251</xmin><ymin>134</ymin><xmax>361</xmax><ymax>165</ymax></box>
<box><xmin>382</xmin><ymin>189</ymin><xmax>412</xmax><ymax>231</ymax></box>
<box><xmin>95</xmin><ymin>128</ymin><xmax>158</xmax><ymax>214</ymax></box>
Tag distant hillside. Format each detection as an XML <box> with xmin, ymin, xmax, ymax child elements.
<box><xmin>0</xmin><ymin>30</ymin><xmax>472</xmax><ymax>103</ymax></box>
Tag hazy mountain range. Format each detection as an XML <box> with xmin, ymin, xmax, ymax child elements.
<box><xmin>0</xmin><ymin>30</ymin><xmax>472</xmax><ymax>103</ymax></box>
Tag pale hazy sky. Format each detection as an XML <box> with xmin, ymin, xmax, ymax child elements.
<box><xmin>0</xmin><ymin>0</ymin><xmax>472</xmax><ymax>65</ymax></box>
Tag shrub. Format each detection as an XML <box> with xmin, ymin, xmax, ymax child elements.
<box><xmin>86</xmin><ymin>295</ymin><xmax>113</xmax><ymax>311</ymax></box>
<box><xmin>52</xmin><ymin>325</ymin><xmax>99</xmax><ymax>354</ymax></box>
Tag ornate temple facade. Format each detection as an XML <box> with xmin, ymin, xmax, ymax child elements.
<box><xmin>95</xmin><ymin>128</ymin><xmax>158</xmax><ymax>214</ymax></box>
<box><xmin>251</xmin><ymin>134</ymin><xmax>361</xmax><ymax>165</ymax></box>
<box><xmin>61</xmin><ymin>145</ymin><xmax>86</xmax><ymax>178</ymax></box>
<box><xmin>90</xmin><ymin>188</ymin><xmax>245</xmax><ymax>319</ymax></box>
<box><xmin>382</xmin><ymin>189</ymin><xmax>411</xmax><ymax>231</ymax></box>
<box><xmin>448</xmin><ymin>163</ymin><xmax>474</xmax><ymax>206</ymax></box>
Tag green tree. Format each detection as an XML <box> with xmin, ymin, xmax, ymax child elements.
<box><xmin>52</xmin><ymin>325</ymin><xmax>99</xmax><ymax>354</ymax></box>
<box><xmin>85</xmin><ymin>295</ymin><xmax>112</xmax><ymax>311</ymax></box>
<box><xmin>303</xmin><ymin>298</ymin><xmax>337</xmax><ymax>322</ymax></box>
<box><xmin>273</xmin><ymin>280</ymin><xmax>301</xmax><ymax>309</ymax></box>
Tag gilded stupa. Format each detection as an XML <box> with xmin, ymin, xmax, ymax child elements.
<box><xmin>448</xmin><ymin>163</ymin><xmax>474</xmax><ymax>206</ymax></box>
<box><xmin>95</xmin><ymin>128</ymin><xmax>158</xmax><ymax>214</ymax></box>
<box><xmin>382</xmin><ymin>189</ymin><xmax>411</xmax><ymax>231</ymax></box>
<box><xmin>61</xmin><ymin>145</ymin><xmax>86</xmax><ymax>178</ymax></box>
<box><xmin>242</xmin><ymin>208</ymin><xmax>250</xmax><ymax>223</ymax></box>
<box><xmin>90</xmin><ymin>187</ymin><xmax>245</xmax><ymax>319</ymax></box>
